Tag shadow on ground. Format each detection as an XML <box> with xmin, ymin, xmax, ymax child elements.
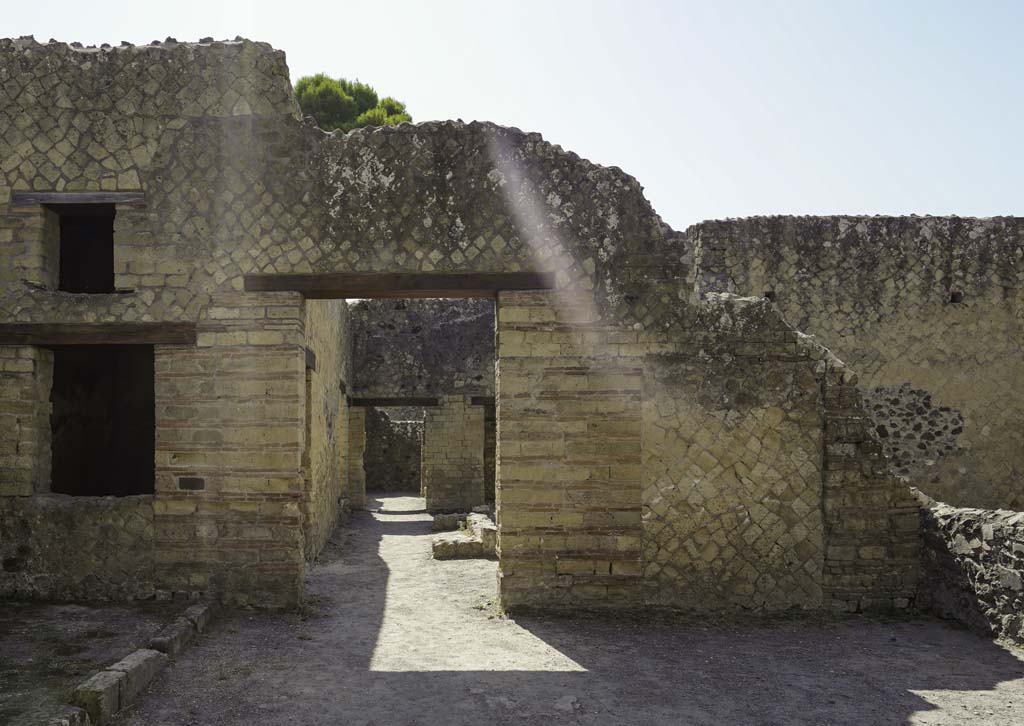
<box><xmin>94</xmin><ymin>493</ymin><xmax>1024</xmax><ymax>725</ymax></box>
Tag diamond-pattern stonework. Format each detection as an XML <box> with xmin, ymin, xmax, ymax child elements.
<box><xmin>642</xmin><ymin>356</ymin><xmax>824</xmax><ymax>610</ymax></box>
<box><xmin>0</xmin><ymin>37</ymin><xmax>977</xmax><ymax>612</ymax></box>
<box><xmin>692</xmin><ymin>216</ymin><xmax>1024</xmax><ymax>509</ymax></box>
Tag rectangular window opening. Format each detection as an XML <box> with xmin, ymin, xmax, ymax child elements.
<box><xmin>50</xmin><ymin>345</ymin><xmax>155</xmax><ymax>496</ymax></box>
<box><xmin>50</xmin><ymin>203</ymin><xmax>116</xmax><ymax>293</ymax></box>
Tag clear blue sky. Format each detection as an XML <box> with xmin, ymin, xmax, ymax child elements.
<box><xmin>5</xmin><ymin>1</ymin><xmax>1023</xmax><ymax>230</ymax></box>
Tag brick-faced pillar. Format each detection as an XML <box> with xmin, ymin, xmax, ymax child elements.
<box><xmin>154</xmin><ymin>291</ymin><xmax>307</xmax><ymax>607</ymax></box>
<box><xmin>496</xmin><ymin>291</ymin><xmax>643</xmax><ymax>610</ymax></box>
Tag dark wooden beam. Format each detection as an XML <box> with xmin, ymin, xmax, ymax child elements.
<box><xmin>0</xmin><ymin>323</ymin><xmax>196</xmax><ymax>346</ymax></box>
<box><xmin>348</xmin><ymin>397</ymin><xmax>440</xmax><ymax>408</ymax></box>
<box><xmin>11</xmin><ymin>191</ymin><xmax>147</xmax><ymax>208</ymax></box>
<box><xmin>243</xmin><ymin>272</ymin><xmax>557</xmax><ymax>299</ymax></box>
<box><xmin>470</xmin><ymin>396</ymin><xmax>495</xmax><ymax>407</ymax></box>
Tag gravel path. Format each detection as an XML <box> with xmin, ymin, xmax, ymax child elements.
<box><xmin>113</xmin><ymin>494</ymin><xmax>1024</xmax><ymax>726</ymax></box>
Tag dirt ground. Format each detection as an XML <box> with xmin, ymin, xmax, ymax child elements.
<box><xmin>102</xmin><ymin>494</ymin><xmax>1024</xmax><ymax>726</ymax></box>
<box><xmin>0</xmin><ymin>598</ymin><xmax>179</xmax><ymax>724</ymax></box>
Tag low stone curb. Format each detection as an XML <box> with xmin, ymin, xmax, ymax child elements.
<box><xmin>46</xmin><ymin>601</ymin><xmax>218</xmax><ymax>725</ymax></box>
<box><xmin>146</xmin><ymin>617</ymin><xmax>194</xmax><ymax>657</ymax></box>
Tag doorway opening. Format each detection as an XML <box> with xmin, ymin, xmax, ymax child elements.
<box><xmin>349</xmin><ymin>298</ymin><xmax>495</xmax><ymax>512</ymax></box>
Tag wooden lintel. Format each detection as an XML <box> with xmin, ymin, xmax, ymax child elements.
<box><xmin>243</xmin><ymin>272</ymin><xmax>557</xmax><ymax>299</ymax></box>
<box><xmin>0</xmin><ymin>323</ymin><xmax>196</xmax><ymax>346</ymax></box>
<box><xmin>304</xmin><ymin>346</ymin><xmax>317</xmax><ymax>371</ymax></box>
<box><xmin>348</xmin><ymin>397</ymin><xmax>440</xmax><ymax>408</ymax></box>
<box><xmin>470</xmin><ymin>396</ymin><xmax>496</xmax><ymax>407</ymax></box>
<box><xmin>11</xmin><ymin>191</ymin><xmax>147</xmax><ymax>208</ymax></box>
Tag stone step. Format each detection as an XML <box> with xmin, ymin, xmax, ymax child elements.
<box><xmin>431</xmin><ymin>513</ymin><xmax>497</xmax><ymax>559</ymax></box>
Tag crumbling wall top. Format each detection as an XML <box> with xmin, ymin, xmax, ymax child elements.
<box><xmin>0</xmin><ymin>35</ymin><xmax>297</xmax><ymax>118</ymax></box>
<box><xmin>350</xmin><ymin>298</ymin><xmax>494</xmax><ymax>398</ymax></box>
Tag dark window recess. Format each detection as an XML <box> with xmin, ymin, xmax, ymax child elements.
<box><xmin>50</xmin><ymin>345</ymin><xmax>155</xmax><ymax>496</ymax></box>
<box><xmin>52</xmin><ymin>203</ymin><xmax>116</xmax><ymax>293</ymax></box>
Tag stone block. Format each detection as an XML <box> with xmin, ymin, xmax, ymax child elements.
<box><xmin>432</xmin><ymin>531</ymin><xmax>484</xmax><ymax>559</ymax></box>
<box><xmin>432</xmin><ymin>512</ymin><xmax>467</xmax><ymax>531</ymax></box>
<box><xmin>466</xmin><ymin>513</ymin><xmax>497</xmax><ymax>552</ymax></box>
<box><xmin>147</xmin><ymin>617</ymin><xmax>195</xmax><ymax>656</ymax></box>
<box><xmin>70</xmin><ymin>669</ymin><xmax>124</xmax><ymax>724</ymax></box>
<box><xmin>183</xmin><ymin>601</ymin><xmax>218</xmax><ymax>633</ymax></box>
<box><xmin>107</xmin><ymin>648</ymin><xmax>168</xmax><ymax>707</ymax></box>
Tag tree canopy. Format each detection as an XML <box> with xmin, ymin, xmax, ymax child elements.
<box><xmin>293</xmin><ymin>74</ymin><xmax>412</xmax><ymax>133</ymax></box>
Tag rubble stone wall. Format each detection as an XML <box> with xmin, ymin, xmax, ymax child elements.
<box><xmin>919</xmin><ymin>500</ymin><xmax>1024</xmax><ymax>643</ymax></box>
<box><xmin>350</xmin><ymin>299</ymin><xmax>494</xmax><ymax>398</ymax></box>
<box><xmin>363</xmin><ymin>407</ymin><xmax>421</xmax><ymax>492</ymax></box>
<box><xmin>421</xmin><ymin>395</ymin><xmax>485</xmax><ymax>511</ymax></box>
<box><xmin>691</xmin><ymin>217</ymin><xmax>1024</xmax><ymax>509</ymax></box>
<box><xmin>0</xmin><ymin>494</ymin><xmax>154</xmax><ymax>600</ymax></box>
<box><xmin>0</xmin><ymin>39</ymin><xmax>313</xmax><ymax>326</ymax></box>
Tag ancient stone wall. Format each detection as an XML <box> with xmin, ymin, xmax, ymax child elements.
<box><xmin>482</xmin><ymin>401</ymin><xmax>496</xmax><ymax>504</ymax></box>
<box><xmin>0</xmin><ymin>38</ymin><xmax>934</xmax><ymax>611</ymax></box>
<box><xmin>0</xmin><ymin>494</ymin><xmax>154</xmax><ymax>600</ymax></box>
<box><xmin>301</xmin><ymin>299</ymin><xmax>352</xmax><ymax>559</ymax></box>
<box><xmin>0</xmin><ymin>39</ymin><xmax>317</xmax><ymax>607</ymax></box>
<box><xmin>498</xmin><ymin>291</ymin><xmax>644</xmax><ymax>608</ymax></box>
<box><xmin>363</xmin><ymin>407</ymin><xmax>421</xmax><ymax>492</ymax></box>
<box><xmin>498</xmin><ymin>290</ymin><xmax>919</xmax><ymax>611</ymax></box>
<box><xmin>818</xmin><ymin>348</ymin><xmax>921</xmax><ymax>611</ymax></box>
<box><xmin>0</xmin><ymin>38</ymin><xmax>313</xmax><ymax>324</ymax></box>
<box><xmin>312</xmin><ymin>122</ymin><xmax>702</xmax><ymax>368</ymax></box>
<box><xmin>691</xmin><ymin>216</ymin><xmax>1024</xmax><ymax>509</ymax></box>
<box><xmin>0</xmin><ymin>345</ymin><xmax>52</xmax><ymax>496</ymax></box>
<box><xmin>346</xmin><ymin>408</ymin><xmax>366</xmax><ymax>509</ymax></box>
<box><xmin>642</xmin><ymin>344</ymin><xmax>824</xmax><ymax>611</ymax></box>
<box><xmin>350</xmin><ymin>299</ymin><xmax>494</xmax><ymax>397</ymax></box>
<box><xmin>156</xmin><ymin>292</ymin><xmax>307</xmax><ymax>605</ymax></box>
<box><xmin>421</xmin><ymin>396</ymin><xmax>485</xmax><ymax>511</ymax></box>
<box><xmin>919</xmin><ymin>498</ymin><xmax>1024</xmax><ymax>643</ymax></box>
